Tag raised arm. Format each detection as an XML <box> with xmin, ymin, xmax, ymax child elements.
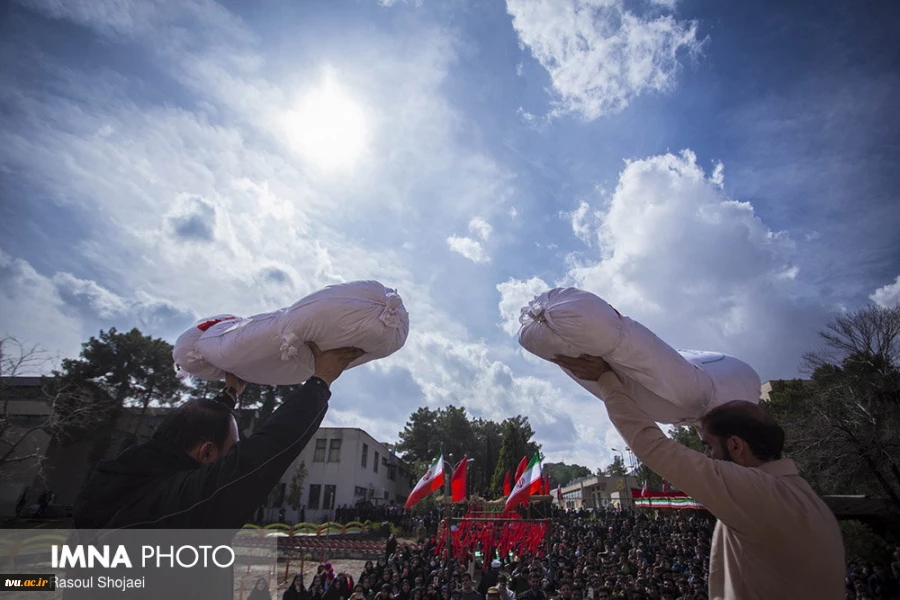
<box><xmin>553</xmin><ymin>354</ymin><xmax>778</xmax><ymax>533</ymax></box>
<box><xmin>147</xmin><ymin>344</ymin><xmax>364</xmax><ymax>529</ymax></box>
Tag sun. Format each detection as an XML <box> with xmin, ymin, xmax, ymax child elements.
<box><xmin>284</xmin><ymin>76</ymin><xmax>368</xmax><ymax>171</ymax></box>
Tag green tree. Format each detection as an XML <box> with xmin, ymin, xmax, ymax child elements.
<box><xmin>470</xmin><ymin>418</ymin><xmax>503</xmax><ymax>496</ymax></box>
<box><xmin>397</xmin><ymin>407</ymin><xmax>439</xmax><ymax>460</ymax></box>
<box><xmin>604</xmin><ymin>455</ymin><xmax>628</xmax><ymax>476</ymax></box>
<box><xmin>396</xmin><ymin>407</ymin><xmax>541</xmax><ymax>499</ymax></box>
<box><xmin>438</xmin><ymin>405</ymin><xmax>475</xmax><ymax>467</ymax></box>
<box><xmin>193</xmin><ymin>383</ymin><xmax>303</xmax><ymax>433</ymax></box>
<box><xmin>544</xmin><ymin>462</ymin><xmax>592</xmax><ymax>487</ymax></box>
<box><xmin>668</xmin><ymin>425</ymin><xmax>704</xmax><ymax>452</ymax></box>
<box><xmin>766</xmin><ymin>305</ymin><xmax>900</xmax><ymax>510</ymax></box>
<box><xmin>285</xmin><ymin>460</ymin><xmax>309</xmax><ymax>510</ymax></box>
<box><xmin>59</xmin><ymin>328</ymin><xmax>185</xmax><ymax>461</ymax></box>
<box><xmin>503</xmin><ymin>415</ymin><xmax>541</xmax><ymax>459</ymax></box>
<box><xmin>490</xmin><ymin>421</ymin><xmax>529</xmax><ymax>498</ymax></box>
<box><xmin>635</xmin><ymin>462</ymin><xmax>664</xmax><ymax>493</ymax></box>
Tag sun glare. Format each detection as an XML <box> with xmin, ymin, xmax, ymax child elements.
<box><xmin>285</xmin><ymin>77</ymin><xmax>368</xmax><ymax>171</ymax></box>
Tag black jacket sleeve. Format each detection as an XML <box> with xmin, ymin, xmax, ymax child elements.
<box><xmin>142</xmin><ymin>376</ymin><xmax>331</xmax><ymax>529</ymax></box>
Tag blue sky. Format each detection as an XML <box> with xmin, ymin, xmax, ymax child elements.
<box><xmin>1</xmin><ymin>0</ymin><xmax>898</xmax><ymax>470</ymax></box>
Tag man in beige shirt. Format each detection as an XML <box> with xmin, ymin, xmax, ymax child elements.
<box><xmin>551</xmin><ymin>354</ymin><xmax>845</xmax><ymax>600</ymax></box>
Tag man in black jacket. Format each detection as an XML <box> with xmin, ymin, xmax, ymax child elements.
<box><xmin>73</xmin><ymin>342</ymin><xmax>363</xmax><ymax>530</ymax></box>
<box><xmin>62</xmin><ymin>343</ymin><xmax>362</xmax><ymax>599</ymax></box>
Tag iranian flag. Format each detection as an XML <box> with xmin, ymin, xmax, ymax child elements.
<box><xmin>405</xmin><ymin>452</ymin><xmax>445</xmax><ymax>509</ymax></box>
<box><xmin>503</xmin><ymin>454</ymin><xmax>542</xmax><ymax>512</ymax></box>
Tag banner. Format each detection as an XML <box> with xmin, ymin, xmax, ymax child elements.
<box><xmin>630</xmin><ymin>489</ymin><xmax>703</xmax><ymax>509</ymax></box>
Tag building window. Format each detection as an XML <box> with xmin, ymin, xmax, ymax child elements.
<box><xmin>313</xmin><ymin>439</ymin><xmax>326</xmax><ymax>462</ymax></box>
<box><xmin>323</xmin><ymin>485</ymin><xmax>336</xmax><ymax>510</ymax></box>
<box><xmin>388</xmin><ymin>465</ymin><xmax>396</xmax><ymax>481</ymax></box>
<box><xmin>354</xmin><ymin>486</ymin><xmax>367</xmax><ymax>498</ymax></box>
<box><xmin>361</xmin><ymin>443</ymin><xmax>368</xmax><ymax>468</ymax></box>
<box><xmin>308</xmin><ymin>484</ymin><xmax>321</xmax><ymax>509</ymax></box>
<box><xmin>373</xmin><ymin>451</ymin><xmax>379</xmax><ymax>473</ymax></box>
<box><xmin>328</xmin><ymin>439</ymin><xmax>342</xmax><ymax>462</ymax></box>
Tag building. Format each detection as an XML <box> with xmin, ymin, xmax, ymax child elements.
<box><xmin>267</xmin><ymin>427</ymin><xmax>415</xmax><ymax>524</ymax></box>
<box><xmin>1</xmin><ymin>376</ymin><xmax>279</xmax><ymax>519</ymax></box>
<box><xmin>559</xmin><ymin>474</ymin><xmax>641</xmax><ymax>510</ymax></box>
<box><xmin>0</xmin><ymin>377</ymin><xmax>52</xmax><ymax>517</ymax></box>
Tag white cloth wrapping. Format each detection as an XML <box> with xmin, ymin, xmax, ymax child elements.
<box><xmin>517</xmin><ymin>287</ymin><xmax>761</xmax><ymax>424</ymax></box>
<box><xmin>172</xmin><ymin>281</ymin><xmax>409</xmax><ymax>385</ymax></box>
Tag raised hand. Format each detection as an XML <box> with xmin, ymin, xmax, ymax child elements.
<box><xmin>550</xmin><ymin>354</ymin><xmax>613</xmax><ymax>381</ymax></box>
<box><xmin>307</xmin><ymin>342</ymin><xmax>366</xmax><ymax>386</ymax></box>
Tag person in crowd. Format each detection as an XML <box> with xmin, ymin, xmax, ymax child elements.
<box><xmin>248</xmin><ymin>577</ymin><xmax>272</xmax><ymax>600</ymax></box>
<box><xmin>360</xmin><ymin>561</ymin><xmax>377</xmax><ymax>585</ymax></box>
<box><xmin>284</xmin><ymin>574</ymin><xmax>309</xmax><ymax>600</ymax></box>
<box><xmin>496</xmin><ymin>575</ymin><xmax>516</xmax><ymax>600</ymax></box>
<box><xmin>517</xmin><ymin>572</ymin><xmax>546</xmax><ymax>600</ymax></box>
<box><xmin>551</xmin><ymin>581</ymin><xmax>571</xmax><ymax>600</ymax></box>
<box><xmin>387</xmin><ymin>534</ymin><xmax>399</xmax><ymax>562</ymax></box>
<box><xmin>479</xmin><ymin>560</ymin><xmax>501</xmax><ymax>596</ymax></box>
<box><xmin>327</xmin><ymin>573</ymin><xmax>353</xmax><ymax>600</ymax></box>
<box><xmin>459</xmin><ymin>573</ymin><xmax>482</xmax><ymax>600</ymax></box>
<box><xmin>551</xmin><ymin>353</ymin><xmax>846</xmax><ymax>599</ymax></box>
<box><xmin>73</xmin><ymin>342</ymin><xmax>363</xmax><ymax>529</ymax></box>
<box><xmin>361</xmin><ymin>577</ymin><xmax>376</xmax><ymax>600</ymax></box>
<box><xmin>310</xmin><ymin>578</ymin><xmax>326</xmax><ymax>600</ymax></box>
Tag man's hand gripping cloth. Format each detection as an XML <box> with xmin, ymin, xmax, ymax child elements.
<box><xmin>517</xmin><ymin>287</ymin><xmax>761</xmax><ymax>424</ymax></box>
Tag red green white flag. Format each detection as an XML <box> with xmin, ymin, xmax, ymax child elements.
<box><xmin>405</xmin><ymin>452</ymin><xmax>444</xmax><ymax>509</ymax></box>
<box><xmin>503</xmin><ymin>454</ymin><xmax>542</xmax><ymax>512</ymax></box>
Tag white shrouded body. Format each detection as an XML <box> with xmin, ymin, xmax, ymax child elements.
<box><xmin>172</xmin><ymin>281</ymin><xmax>409</xmax><ymax>385</ymax></box>
<box><xmin>517</xmin><ymin>287</ymin><xmax>761</xmax><ymax>424</ymax></box>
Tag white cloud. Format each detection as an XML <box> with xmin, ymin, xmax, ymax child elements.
<box><xmin>871</xmin><ymin>276</ymin><xmax>900</xmax><ymax>308</ymax></box>
<box><xmin>447</xmin><ymin>236</ymin><xmax>490</xmax><ymax>264</ymax></box>
<box><xmin>377</xmin><ymin>0</ymin><xmax>423</xmax><ymax>7</ymax></box>
<box><xmin>468</xmin><ymin>217</ymin><xmax>493</xmax><ymax>241</ymax></box>
<box><xmin>0</xmin><ymin>248</ymin><xmax>197</xmax><ymax>364</ymax></box>
<box><xmin>2</xmin><ymin>0</ymin><xmax>625</xmax><ymax>469</ymax></box>
<box><xmin>569</xmin><ymin>200</ymin><xmax>601</xmax><ymax>246</ymax></box>
<box><xmin>496</xmin><ymin>276</ymin><xmax>551</xmax><ymax>336</ymax></box>
<box><xmin>564</xmin><ymin>150</ymin><xmax>831</xmax><ymax>379</ymax></box>
<box><xmin>506</xmin><ymin>0</ymin><xmax>704</xmax><ymax>120</ymax></box>
<box><xmin>52</xmin><ymin>273</ymin><xmax>129</xmax><ymax>319</ymax></box>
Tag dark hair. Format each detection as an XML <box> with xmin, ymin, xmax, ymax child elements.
<box><xmin>152</xmin><ymin>398</ymin><xmax>236</xmax><ymax>453</ymax></box>
<box><xmin>701</xmin><ymin>400</ymin><xmax>785</xmax><ymax>461</ymax></box>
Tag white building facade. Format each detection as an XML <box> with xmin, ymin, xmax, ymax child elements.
<box><xmin>270</xmin><ymin>427</ymin><xmax>415</xmax><ymax>524</ymax></box>
<box><xmin>558</xmin><ymin>474</ymin><xmax>641</xmax><ymax>510</ymax></box>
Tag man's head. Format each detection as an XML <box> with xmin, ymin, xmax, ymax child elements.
<box><xmin>699</xmin><ymin>400</ymin><xmax>785</xmax><ymax>466</ymax></box>
<box><xmin>529</xmin><ymin>572</ymin><xmax>541</xmax><ymax>590</ymax></box>
<box><xmin>153</xmin><ymin>398</ymin><xmax>239</xmax><ymax>464</ymax></box>
<box><xmin>461</xmin><ymin>573</ymin><xmax>473</xmax><ymax>591</ymax></box>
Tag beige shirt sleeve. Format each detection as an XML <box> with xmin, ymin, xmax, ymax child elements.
<box><xmin>596</xmin><ymin>371</ymin><xmax>779</xmax><ymax>533</ymax></box>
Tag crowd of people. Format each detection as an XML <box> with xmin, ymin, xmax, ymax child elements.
<box><xmin>277</xmin><ymin>508</ymin><xmax>712</xmax><ymax>600</ymax></box>
<box><xmin>276</xmin><ymin>506</ymin><xmax>900</xmax><ymax>600</ymax></box>
<box><xmin>333</xmin><ymin>502</ymin><xmax>412</xmax><ymax>527</ymax></box>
